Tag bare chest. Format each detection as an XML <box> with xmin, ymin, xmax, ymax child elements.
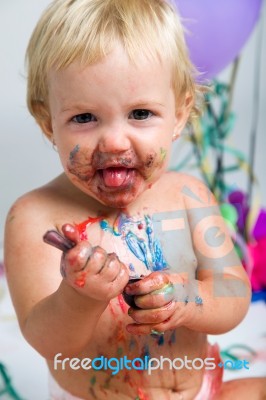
<box><xmin>70</xmin><ymin>209</ymin><xmax>198</xmax><ymax>279</ymax></box>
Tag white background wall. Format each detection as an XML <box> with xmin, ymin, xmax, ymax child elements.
<box><xmin>0</xmin><ymin>1</ymin><xmax>266</xmax><ymax>247</ymax></box>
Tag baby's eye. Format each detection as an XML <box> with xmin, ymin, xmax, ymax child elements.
<box><xmin>72</xmin><ymin>113</ymin><xmax>97</xmax><ymax>123</ymax></box>
<box><xmin>129</xmin><ymin>109</ymin><xmax>153</xmax><ymax>120</ymax></box>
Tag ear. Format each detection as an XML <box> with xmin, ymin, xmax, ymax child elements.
<box><xmin>38</xmin><ymin>117</ymin><xmax>54</xmax><ymax>142</ymax></box>
<box><xmin>32</xmin><ymin>101</ymin><xmax>54</xmax><ymax>141</ymax></box>
<box><xmin>172</xmin><ymin>92</ymin><xmax>193</xmax><ymax>141</ymax></box>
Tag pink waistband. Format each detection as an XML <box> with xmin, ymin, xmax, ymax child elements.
<box><xmin>194</xmin><ymin>342</ymin><xmax>223</xmax><ymax>400</ymax></box>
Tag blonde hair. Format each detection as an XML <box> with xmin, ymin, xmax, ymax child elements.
<box><xmin>26</xmin><ymin>0</ymin><xmax>204</xmax><ymax>135</ymax></box>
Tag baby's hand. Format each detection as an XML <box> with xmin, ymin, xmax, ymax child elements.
<box><xmin>124</xmin><ymin>272</ymin><xmax>183</xmax><ymax>335</ymax></box>
<box><xmin>43</xmin><ymin>224</ymin><xmax>129</xmax><ymax>302</ymax></box>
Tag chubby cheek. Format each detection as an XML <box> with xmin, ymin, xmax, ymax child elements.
<box><xmin>65</xmin><ymin>144</ymin><xmax>94</xmax><ymax>182</ymax></box>
<box><xmin>143</xmin><ymin>146</ymin><xmax>169</xmax><ymax>183</ymax></box>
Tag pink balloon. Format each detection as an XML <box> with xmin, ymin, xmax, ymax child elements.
<box><xmin>174</xmin><ymin>0</ymin><xmax>263</xmax><ymax>80</ymax></box>
<box><xmin>249</xmin><ymin>238</ymin><xmax>266</xmax><ymax>291</ymax></box>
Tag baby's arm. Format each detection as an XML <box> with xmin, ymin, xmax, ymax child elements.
<box><xmin>4</xmin><ymin>194</ymin><xmax>128</xmax><ymax>359</ymax></box>
<box><xmin>181</xmin><ymin>176</ymin><xmax>251</xmax><ymax>333</ymax></box>
<box><xmin>125</xmin><ymin>175</ymin><xmax>251</xmax><ymax>335</ymax></box>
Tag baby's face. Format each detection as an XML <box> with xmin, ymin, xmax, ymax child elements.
<box><xmin>47</xmin><ymin>45</ymin><xmax>188</xmax><ymax>208</ymax></box>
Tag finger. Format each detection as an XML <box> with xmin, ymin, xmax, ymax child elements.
<box><xmin>66</xmin><ymin>251</ymin><xmax>115</xmax><ymax>290</ymax></box>
<box><xmin>128</xmin><ymin>301</ymin><xmax>175</xmax><ymax>324</ymax></box>
<box><xmin>98</xmin><ymin>253</ymin><xmax>121</xmax><ymax>282</ymax></box>
<box><xmin>64</xmin><ymin>242</ymin><xmax>93</xmax><ymax>272</ymax></box>
<box><xmin>62</xmin><ymin>223</ymin><xmax>81</xmax><ymax>244</ymax></box>
<box><xmin>126</xmin><ymin>312</ymin><xmax>175</xmax><ymax>336</ymax></box>
<box><xmin>73</xmin><ymin>270</ymin><xmax>88</xmax><ymax>288</ymax></box>
<box><xmin>100</xmin><ymin>263</ymin><xmax>129</xmax><ymax>299</ymax></box>
<box><xmin>126</xmin><ymin>321</ymin><xmax>171</xmax><ymax>336</ymax></box>
<box><xmin>134</xmin><ymin>282</ymin><xmax>175</xmax><ymax>309</ymax></box>
<box><xmin>124</xmin><ymin>272</ymin><xmax>170</xmax><ymax>295</ymax></box>
<box><xmin>86</xmin><ymin>246</ymin><xmax>108</xmax><ymax>274</ymax></box>
<box><xmin>110</xmin><ymin>262</ymin><xmax>129</xmax><ymax>288</ymax></box>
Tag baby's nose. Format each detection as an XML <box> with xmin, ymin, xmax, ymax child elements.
<box><xmin>98</xmin><ymin>126</ymin><xmax>131</xmax><ymax>153</ymax></box>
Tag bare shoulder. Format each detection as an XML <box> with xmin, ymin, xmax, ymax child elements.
<box><xmin>159</xmin><ymin>171</ymin><xmax>217</xmax><ymax>209</ymax></box>
<box><xmin>6</xmin><ymin>186</ymin><xmax>56</xmax><ymax>228</ymax></box>
<box><xmin>5</xmin><ymin>177</ymin><xmax>65</xmax><ymax>235</ymax></box>
<box><xmin>5</xmin><ymin>174</ymin><xmax>82</xmax><ymax>234</ymax></box>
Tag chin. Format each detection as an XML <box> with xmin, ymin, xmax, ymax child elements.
<box><xmin>92</xmin><ymin>184</ymin><xmax>147</xmax><ymax>209</ymax></box>
<box><xmin>95</xmin><ymin>192</ymin><xmax>140</xmax><ymax>209</ymax></box>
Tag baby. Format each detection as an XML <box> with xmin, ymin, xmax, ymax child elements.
<box><xmin>4</xmin><ymin>0</ymin><xmax>266</xmax><ymax>399</ymax></box>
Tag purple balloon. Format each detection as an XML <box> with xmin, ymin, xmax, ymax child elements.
<box><xmin>174</xmin><ymin>0</ymin><xmax>263</xmax><ymax>80</ymax></box>
<box><xmin>228</xmin><ymin>190</ymin><xmax>249</xmax><ymax>232</ymax></box>
<box><xmin>252</xmin><ymin>209</ymin><xmax>266</xmax><ymax>241</ymax></box>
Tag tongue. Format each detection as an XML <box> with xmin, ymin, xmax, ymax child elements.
<box><xmin>102</xmin><ymin>168</ymin><xmax>128</xmax><ymax>187</ymax></box>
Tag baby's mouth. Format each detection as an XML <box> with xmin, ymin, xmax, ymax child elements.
<box><xmin>99</xmin><ymin>167</ymin><xmax>135</xmax><ymax>188</ymax></box>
